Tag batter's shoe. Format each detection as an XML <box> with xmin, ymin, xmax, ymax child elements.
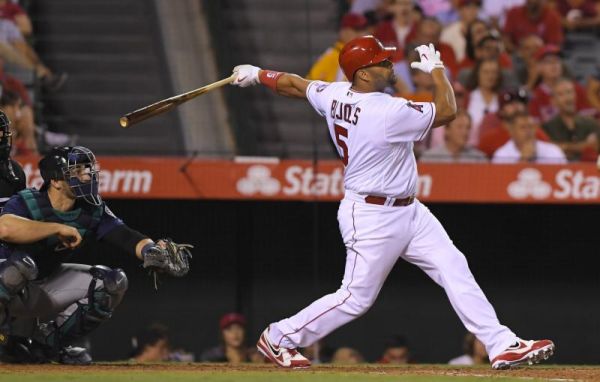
<box><xmin>491</xmin><ymin>339</ymin><xmax>555</xmax><ymax>370</ymax></box>
<box><xmin>256</xmin><ymin>327</ymin><xmax>311</xmax><ymax>369</ymax></box>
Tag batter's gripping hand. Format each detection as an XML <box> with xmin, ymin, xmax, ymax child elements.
<box><xmin>410</xmin><ymin>43</ymin><xmax>444</xmax><ymax>74</ymax></box>
<box><xmin>232</xmin><ymin>65</ymin><xmax>261</xmax><ymax>87</ymax></box>
<box><xmin>143</xmin><ymin>239</ymin><xmax>193</xmax><ymax>287</ymax></box>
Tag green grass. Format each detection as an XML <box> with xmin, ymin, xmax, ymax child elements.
<box><xmin>1</xmin><ymin>363</ymin><xmax>593</xmax><ymax>382</ymax></box>
<box><xmin>0</xmin><ymin>372</ymin><xmax>550</xmax><ymax>382</ymax></box>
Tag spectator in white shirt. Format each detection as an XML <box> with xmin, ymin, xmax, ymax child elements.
<box><xmin>493</xmin><ymin>111</ymin><xmax>567</xmax><ymax>164</ymax></box>
<box><xmin>466</xmin><ymin>58</ymin><xmax>503</xmax><ymax>146</ymax></box>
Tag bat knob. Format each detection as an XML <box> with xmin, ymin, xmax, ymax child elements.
<box><xmin>119</xmin><ymin>117</ymin><xmax>130</xmax><ymax>128</ymax></box>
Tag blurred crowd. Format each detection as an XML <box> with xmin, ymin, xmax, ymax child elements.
<box><xmin>128</xmin><ymin>313</ymin><xmax>488</xmax><ymax>366</ymax></box>
<box><xmin>0</xmin><ymin>0</ymin><xmax>69</xmax><ymax>157</ymax></box>
<box><xmin>308</xmin><ymin>0</ymin><xmax>600</xmax><ymax>163</ymax></box>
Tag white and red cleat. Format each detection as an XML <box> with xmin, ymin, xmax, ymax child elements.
<box><xmin>256</xmin><ymin>327</ymin><xmax>311</xmax><ymax>369</ymax></box>
<box><xmin>491</xmin><ymin>339</ymin><xmax>555</xmax><ymax>370</ymax></box>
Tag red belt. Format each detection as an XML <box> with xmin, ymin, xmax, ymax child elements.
<box><xmin>364</xmin><ymin>195</ymin><xmax>415</xmax><ymax>207</ymax></box>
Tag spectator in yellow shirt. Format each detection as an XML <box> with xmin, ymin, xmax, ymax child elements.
<box><xmin>307</xmin><ymin>13</ymin><xmax>369</xmax><ymax>82</ymax></box>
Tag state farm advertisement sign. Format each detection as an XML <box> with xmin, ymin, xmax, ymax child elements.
<box><xmin>14</xmin><ymin>156</ymin><xmax>600</xmax><ymax>204</ymax></box>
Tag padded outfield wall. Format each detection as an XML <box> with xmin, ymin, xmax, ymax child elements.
<box><xmin>77</xmin><ymin>199</ymin><xmax>598</xmax><ymax>364</ymax></box>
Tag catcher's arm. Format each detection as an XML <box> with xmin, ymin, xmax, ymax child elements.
<box><xmin>101</xmin><ymin>225</ymin><xmax>193</xmax><ymax>287</ymax></box>
<box><xmin>101</xmin><ymin>224</ymin><xmax>150</xmax><ymax>259</ymax></box>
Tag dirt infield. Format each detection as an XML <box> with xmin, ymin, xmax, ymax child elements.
<box><xmin>0</xmin><ymin>363</ymin><xmax>599</xmax><ymax>381</ymax></box>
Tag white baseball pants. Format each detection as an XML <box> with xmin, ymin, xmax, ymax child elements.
<box><xmin>268</xmin><ymin>192</ymin><xmax>517</xmax><ymax>360</ymax></box>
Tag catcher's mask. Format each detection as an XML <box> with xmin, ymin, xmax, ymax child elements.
<box><xmin>39</xmin><ymin>146</ymin><xmax>102</xmax><ymax>206</ymax></box>
<box><xmin>0</xmin><ymin>110</ymin><xmax>12</xmax><ymax>162</ymax></box>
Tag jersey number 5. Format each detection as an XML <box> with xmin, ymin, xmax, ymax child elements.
<box><xmin>334</xmin><ymin>124</ymin><xmax>348</xmax><ymax>166</ymax></box>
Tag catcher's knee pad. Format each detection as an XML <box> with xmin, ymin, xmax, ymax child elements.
<box><xmin>101</xmin><ymin>267</ymin><xmax>128</xmax><ymax>296</ymax></box>
<box><xmin>89</xmin><ymin>265</ymin><xmax>128</xmax><ymax>312</ymax></box>
<box><xmin>0</xmin><ymin>254</ymin><xmax>38</xmax><ymax>301</ymax></box>
<box><xmin>41</xmin><ymin>267</ymin><xmax>128</xmax><ymax>348</ymax></box>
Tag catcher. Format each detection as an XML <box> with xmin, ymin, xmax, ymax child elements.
<box><xmin>0</xmin><ymin>146</ymin><xmax>191</xmax><ymax>364</ymax></box>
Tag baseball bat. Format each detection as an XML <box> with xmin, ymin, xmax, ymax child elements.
<box><xmin>119</xmin><ymin>74</ymin><xmax>237</xmax><ymax>128</ymax></box>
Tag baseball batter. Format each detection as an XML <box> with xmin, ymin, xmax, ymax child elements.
<box><xmin>231</xmin><ymin>36</ymin><xmax>554</xmax><ymax>370</ymax></box>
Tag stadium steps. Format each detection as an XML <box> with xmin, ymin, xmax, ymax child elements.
<box><xmin>30</xmin><ymin>0</ymin><xmax>184</xmax><ymax>155</ymax></box>
<box><xmin>35</xmin><ymin>35</ymin><xmax>154</xmax><ymax>55</ymax></box>
<box><xmin>212</xmin><ymin>0</ymin><xmax>339</xmax><ymax>158</ymax></box>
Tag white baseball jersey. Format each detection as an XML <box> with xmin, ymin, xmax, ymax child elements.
<box><xmin>268</xmin><ymin>81</ymin><xmax>521</xmax><ymax>363</ymax></box>
<box><xmin>306</xmin><ymin>80</ymin><xmax>436</xmax><ymax>198</ymax></box>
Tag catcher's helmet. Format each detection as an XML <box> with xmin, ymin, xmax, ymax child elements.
<box><xmin>38</xmin><ymin>146</ymin><xmax>102</xmax><ymax>206</ymax></box>
<box><xmin>339</xmin><ymin>35</ymin><xmax>396</xmax><ymax>81</ymax></box>
<box><xmin>0</xmin><ymin>110</ymin><xmax>12</xmax><ymax>162</ymax></box>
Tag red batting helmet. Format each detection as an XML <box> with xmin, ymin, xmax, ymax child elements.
<box><xmin>339</xmin><ymin>35</ymin><xmax>396</xmax><ymax>80</ymax></box>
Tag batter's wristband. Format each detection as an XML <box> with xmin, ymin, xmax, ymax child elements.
<box><xmin>259</xmin><ymin>70</ymin><xmax>285</xmax><ymax>91</ymax></box>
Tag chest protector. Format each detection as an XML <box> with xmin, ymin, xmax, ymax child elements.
<box><xmin>18</xmin><ymin>189</ymin><xmax>102</xmax><ymax>252</ymax></box>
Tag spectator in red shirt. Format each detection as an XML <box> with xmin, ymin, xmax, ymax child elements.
<box><xmin>201</xmin><ymin>313</ymin><xmax>251</xmax><ymax>364</ymax></box>
<box><xmin>374</xmin><ymin>0</ymin><xmax>417</xmax><ymax>62</ymax></box>
<box><xmin>556</xmin><ymin>0</ymin><xmax>600</xmax><ymax>31</ymax></box>
<box><xmin>0</xmin><ymin>0</ymin><xmax>31</xmax><ymax>37</ymax></box>
<box><xmin>528</xmin><ymin>45</ymin><xmax>595</xmax><ymax>123</ymax></box>
<box><xmin>0</xmin><ymin>58</ymin><xmax>31</xmax><ymax>107</ymax></box>
<box><xmin>459</xmin><ymin>19</ymin><xmax>513</xmax><ymax>72</ymax></box>
<box><xmin>503</xmin><ymin>0</ymin><xmax>563</xmax><ymax>52</ymax></box>
<box><xmin>478</xmin><ymin>88</ymin><xmax>550</xmax><ymax>158</ymax></box>
<box><xmin>512</xmin><ymin>34</ymin><xmax>544</xmax><ymax>89</ymax></box>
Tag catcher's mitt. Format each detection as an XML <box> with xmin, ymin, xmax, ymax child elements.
<box><xmin>142</xmin><ymin>238</ymin><xmax>193</xmax><ymax>288</ymax></box>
